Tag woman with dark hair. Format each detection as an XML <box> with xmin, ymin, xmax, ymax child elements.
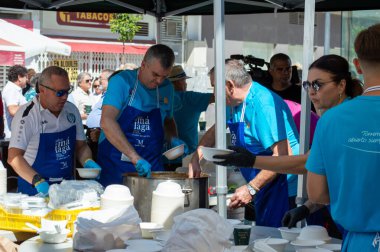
<box><xmin>307</xmin><ymin>23</ymin><xmax>380</xmax><ymax>252</ymax></box>
<box><xmin>307</xmin><ymin>54</ymin><xmax>363</xmax><ymax>115</ymax></box>
<box><xmin>213</xmin><ymin>54</ymin><xmax>363</xmax><ymax>238</ymax></box>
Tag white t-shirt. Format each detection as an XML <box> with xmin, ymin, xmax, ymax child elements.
<box><xmin>71</xmin><ymin>87</ymin><xmax>93</xmax><ymax>115</ymax></box>
<box><xmin>2</xmin><ymin>81</ymin><xmax>27</xmax><ymax>138</ymax></box>
<box><xmin>9</xmin><ymin>96</ymin><xmax>86</xmax><ymax>166</ymax></box>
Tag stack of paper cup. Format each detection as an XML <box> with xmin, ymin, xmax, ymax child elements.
<box><xmin>0</xmin><ymin>161</ymin><xmax>7</xmax><ymax>195</ymax></box>
<box><xmin>151</xmin><ymin>181</ymin><xmax>184</xmax><ymax>229</ymax></box>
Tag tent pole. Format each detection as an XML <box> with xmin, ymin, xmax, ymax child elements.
<box><xmin>324</xmin><ymin>12</ymin><xmax>331</xmax><ymax>55</ymax></box>
<box><xmin>214</xmin><ymin>0</ymin><xmax>228</xmax><ymax>219</ymax></box>
<box><xmin>297</xmin><ymin>0</ymin><xmax>315</xmax><ymax>226</ymax></box>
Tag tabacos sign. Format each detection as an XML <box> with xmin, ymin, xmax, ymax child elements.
<box><xmin>57</xmin><ymin>12</ymin><xmax>115</xmax><ymax>28</ymax></box>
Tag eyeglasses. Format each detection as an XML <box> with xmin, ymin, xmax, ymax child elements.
<box><xmin>302</xmin><ymin>80</ymin><xmax>335</xmax><ymax>92</ymax></box>
<box><xmin>39</xmin><ymin>83</ymin><xmax>72</xmax><ymax>97</ymax></box>
<box><xmin>84</xmin><ymin>79</ymin><xmax>92</xmax><ymax>83</ymax></box>
<box><xmin>93</xmin><ymin>85</ymin><xmax>100</xmax><ymax>89</ymax></box>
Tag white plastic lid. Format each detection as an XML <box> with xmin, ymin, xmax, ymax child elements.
<box><xmin>154</xmin><ymin>181</ymin><xmax>184</xmax><ymax>197</ymax></box>
<box><xmin>102</xmin><ymin>184</ymin><xmax>133</xmax><ymax>200</ymax></box>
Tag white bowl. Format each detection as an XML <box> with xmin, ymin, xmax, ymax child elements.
<box><xmin>139</xmin><ymin>222</ymin><xmax>164</xmax><ymax>239</ymax></box>
<box><xmin>163</xmin><ymin>144</ymin><xmax>185</xmax><ymax>160</ymax></box>
<box><xmin>278</xmin><ymin>227</ymin><xmax>302</xmax><ymax>241</ymax></box>
<box><xmin>291</xmin><ymin>239</ymin><xmax>326</xmax><ymax>250</ymax></box>
<box><xmin>100</xmin><ymin>194</ymin><xmax>134</xmax><ymax>210</ymax></box>
<box><xmin>41</xmin><ymin>218</ymin><xmax>68</xmax><ymax>232</ymax></box>
<box><xmin>254</xmin><ymin>238</ymin><xmax>289</xmax><ymax>252</ymax></box>
<box><xmin>76</xmin><ymin>168</ymin><xmax>101</xmax><ymax>179</ymax></box>
<box><xmin>39</xmin><ymin>229</ymin><xmax>70</xmax><ymax>244</ymax></box>
<box><xmin>103</xmin><ymin>185</ymin><xmax>132</xmax><ymax>199</ymax></box>
<box><xmin>298</xmin><ymin>225</ymin><xmax>331</xmax><ymax>241</ymax></box>
<box><xmin>200</xmin><ymin>146</ymin><xmax>234</xmax><ymax>162</ymax></box>
<box><xmin>317</xmin><ymin>244</ymin><xmax>342</xmax><ymax>251</ymax></box>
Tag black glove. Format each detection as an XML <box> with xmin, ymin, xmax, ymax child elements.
<box><xmin>281</xmin><ymin>205</ymin><xmax>310</xmax><ymax>228</ymax></box>
<box><xmin>213</xmin><ymin>146</ymin><xmax>256</xmax><ymax>167</ymax></box>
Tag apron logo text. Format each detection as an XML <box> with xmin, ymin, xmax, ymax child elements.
<box><xmin>55</xmin><ymin>137</ymin><xmax>71</xmax><ymax>160</ymax></box>
<box><xmin>133</xmin><ymin>116</ymin><xmax>151</xmax><ymax>133</ymax></box>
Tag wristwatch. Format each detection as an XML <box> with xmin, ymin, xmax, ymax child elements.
<box><xmin>32</xmin><ymin>174</ymin><xmax>43</xmax><ymax>186</ymax></box>
<box><xmin>246</xmin><ymin>183</ymin><xmax>257</xmax><ymax>196</ymax></box>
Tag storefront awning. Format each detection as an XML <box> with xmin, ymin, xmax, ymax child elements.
<box><xmin>0</xmin><ymin>19</ymin><xmax>71</xmax><ymax>58</ymax></box>
<box><xmin>57</xmin><ymin>39</ymin><xmax>150</xmax><ymax>55</ymax></box>
<box><xmin>0</xmin><ymin>38</ymin><xmax>25</xmax><ymax>65</ymax></box>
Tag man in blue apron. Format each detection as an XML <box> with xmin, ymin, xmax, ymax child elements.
<box><xmin>98</xmin><ymin>44</ymin><xmax>179</xmax><ymax>187</ymax></box>
<box><xmin>190</xmin><ymin>59</ymin><xmax>299</xmax><ymax>227</ymax></box>
<box><xmin>7</xmin><ymin>66</ymin><xmax>101</xmax><ymax>196</ymax></box>
<box><xmin>307</xmin><ymin>24</ymin><xmax>380</xmax><ymax>251</ymax></box>
<box><xmin>163</xmin><ymin>65</ymin><xmax>214</xmax><ymax>171</ymax></box>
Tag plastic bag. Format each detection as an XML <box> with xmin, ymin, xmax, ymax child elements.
<box><xmin>73</xmin><ymin>205</ymin><xmax>142</xmax><ymax>251</ymax></box>
<box><xmin>163</xmin><ymin>209</ymin><xmax>233</xmax><ymax>252</ymax></box>
<box><xmin>48</xmin><ymin>180</ymin><xmax>104</xmax><ymax>209</ymax></box>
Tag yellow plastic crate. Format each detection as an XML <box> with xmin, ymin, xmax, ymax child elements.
<box><xmin>0</xmin><ymin>206</ymin><xmax>100</xmax><ymax>235</ymax></box>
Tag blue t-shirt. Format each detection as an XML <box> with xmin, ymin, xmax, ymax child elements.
<box><xmin>306</xmin><ymin>96</ymin><xmax>380</xmax><ymax>251</ymax></box>
<box><xmin>174</xmin><ymin>91</ymin><xmax>212</xmax><ymax>154</ymax></box>
<box><xmin>99</xmin><ymin>69</ymin><xmax>174</xmax><ymax>143</ymax></box>
<box><xmin>226</xmin><ymin>82</ymin><xmax>300</xmax><ymax>196</ymax></box>
<box><xmin>24</xmin><ymin>87</ymin><xmax>37</xmax><ymax>102</ymax></box>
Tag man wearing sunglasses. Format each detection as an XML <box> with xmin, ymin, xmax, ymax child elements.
<box><xmin>7</xmin><ymin>66</ymin><xmax>101</xmax><ymax>196</ymax></box>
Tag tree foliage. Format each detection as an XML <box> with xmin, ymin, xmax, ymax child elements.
<box><xmin>110</xmin><ymin>13</ymin><xmax>142</xmax><ymax>56</ymax></box>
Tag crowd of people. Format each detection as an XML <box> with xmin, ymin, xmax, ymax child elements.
<box><xmin>0</xmin><ymin>23</ymin><xmax>379</xmax><ymax>252</ymax></box>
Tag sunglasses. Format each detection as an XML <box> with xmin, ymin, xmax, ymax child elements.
<box><xmin>84</xmin><ymin>79</ymin><xmax>92</xmax><ymax>83</ymax></box>
<box><xmin>39</xmin><ymin>83</ymin><xmax>72</xmax><ymax>97</ymax></box>
<box><xmin>93</xmin><ymin>85</ymin><xmax>100</xmax><ymax>88</ymax></box>
<box><xmin>302</xmin><ymin>80</ymin><xmax>335</xmax><ymax>92</ymax></box>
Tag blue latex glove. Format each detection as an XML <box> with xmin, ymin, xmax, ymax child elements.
<box><xmin>84</xmin><ymin>159</ymin><xmax>101</xmax><ymax>170</ymax></box>
<box><xmin>35</xmin><ymin>181</ymin><xmax>49</xmax><ymax>197</ymax></box>
<box><xmin>170</xmin><ymin>137</ymin><xmax>189</xmax><ymax>155</ymax></box>
<box><xmin>135</xmin><ymin>159</ymin><xmax>151</xmax><ymax>177</ymax></box>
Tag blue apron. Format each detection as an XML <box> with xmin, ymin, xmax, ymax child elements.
<box><xmin>18</xmin><ymin>125</ymin><xmax>76</xmax><ymax>195</ymax></box>
<box><xmin>98</xmin><ymin>71</ymin><xmax>164</xmax><ymax>187</ymax></box>
<box><xmin>228</xmin><ymin>102</ymin><xmax>289</xmax><ymax>227</ymax></box>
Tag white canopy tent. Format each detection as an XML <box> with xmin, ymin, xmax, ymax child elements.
<box><xmin>0</xmin><ymin>19</ymin><xmax>71</xmax><ymax>59</ymax></box>
<box><xmin>1</xmin><ymin>0</ymin><xmax>361</xmax><ymax>220</ymax></box>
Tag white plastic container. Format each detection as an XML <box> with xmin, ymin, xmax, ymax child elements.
<box><xmin>278</xmin><ymin>227</ymin><xmax>302</xmax><ymax>241</ymax></box>
<box><xmin>100</xmin><ymin>184</ymin><xmax>134</xmax><ymax>210</ymax></box>
<box><xmin>0</xmin><ymin>162</ymin><xmax>7</xmax><ymax>195</ymax></box>
<box><xmin>298</xmin><ymin>225</ymin><xmax>331</xmax><ymax>241</ymax></box>
<box><xmin>254</xmin><ymin>238</ymin><xmax>289</xmax><ymax>252</ymax></box>
<box><xmin>150</xmin><ymin>181</ymin><xmax>184</xmax><ymax>229</ymax></box>
<box><xmin>139</xmin><ymin>222</ymin><xmax>164</xmax><ymax>239</ymax></box>
<box><xmin>162</xmin><ymin>144</ymin><xmax>185</xmax><ymax>160</ymax></box>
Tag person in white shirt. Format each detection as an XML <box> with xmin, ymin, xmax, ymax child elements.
<box><xmin>2</xmin><ymin>65</ymin><xmax>28</xmax><ymax>138</ymax></box>
<box><xmin>7</xmin><ymin>66</ymin><xmax>101</xmax><ymax>196</ymax></box>
<box><xmin>91</xmin><ymin>77</ymin><xmax>102</xmax><ymax>105</ymax></box>
<box><xmin>71</xmin><ymin>72</ymin><xmax>93</xmax><ymax>123</ymax></box>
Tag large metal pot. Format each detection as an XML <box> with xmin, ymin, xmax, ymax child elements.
<box><xmin>123</xmin><ymin>172</ymin><xmax>209</xmax><ymax>222</ymax></box>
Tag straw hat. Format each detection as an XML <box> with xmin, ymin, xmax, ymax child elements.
<box><xmin>168</xmin><ymin>65</ymin><xmax>191</xmax><ymax>81</ymax></box>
